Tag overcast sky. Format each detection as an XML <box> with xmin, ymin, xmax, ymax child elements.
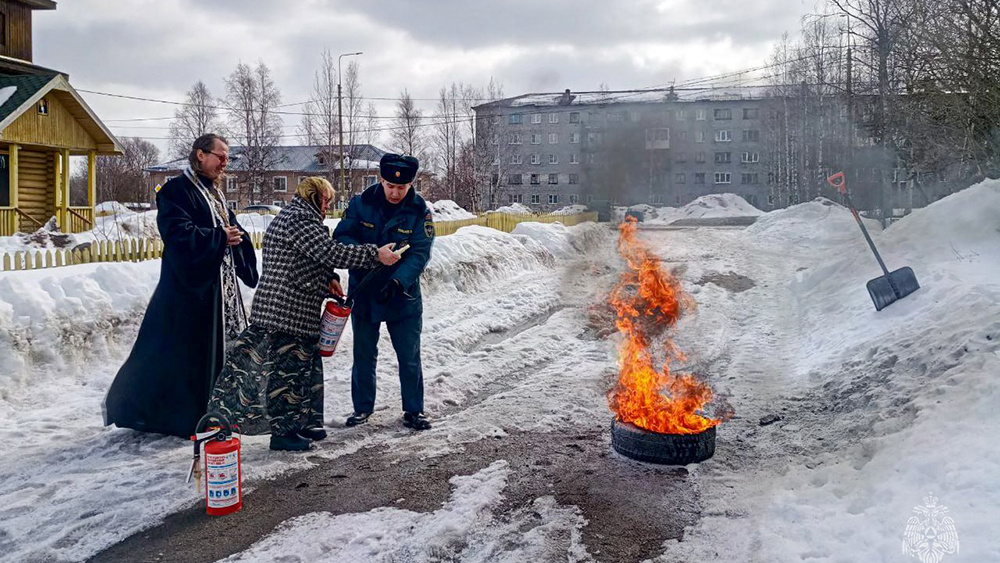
<box><xmin>34</xmin><ymin>0</ymin><xmax>817</xmax><ymax>158</ymax></box>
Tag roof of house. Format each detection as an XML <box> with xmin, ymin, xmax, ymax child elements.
<box><xmin>16</xmin><ymin>0</ymin><xmax>57</xmax><ymax>10</ymax></box>
<box><xmin>474</xmin><ymin>86</ymin><xmax>777</xmax><ymax>110</ymax></box>
<box><xmin>0</xmin><ymin>73</ymin><xmax>122</xmax><ymax>153</ymax></box>
<box><xmin>147</xmin><ymin>144</ymin><xmax>388</xmax><ymax>173</ymax></box>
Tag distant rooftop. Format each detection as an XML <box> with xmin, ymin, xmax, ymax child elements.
<box><xmin>475</xmin><ymin>85</ymin><xmax>779</xmax><ymax>110</ymax></box>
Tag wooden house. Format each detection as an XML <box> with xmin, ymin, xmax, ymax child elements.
<box><xmin>0</xmin><ymin>0</ymin><xmax>121</xmax><ymax>236</ymax></box>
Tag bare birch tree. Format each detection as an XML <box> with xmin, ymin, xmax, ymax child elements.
<box><xmin>168</xmin><ymin>81</ymin><xmax>220</xmax><ymax>160</ymax></box>
<box><xmin>224</xmin><ymin>61</ymin><xmax>283</xmax><ymax>206</ymax></box>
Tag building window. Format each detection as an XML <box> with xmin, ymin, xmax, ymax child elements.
<box><xmin>675</xmin><ymin>173</ymin><xmax>686</xmax><ymax>184</ymax></box>
<box><xmin>511</xmin><ymin>153</ymin><xmax>523</xmax><ymax>164</ymax></box>
<box><xmin>742</xmin><ymin>130</ymin><xmax>760</xmax><ymax>142</ymax></box>
<box><xmin>679</xmin><ymin>131</ymin><xmax>687</xmax><ymax>141</ymax></box>
<box><xmin>714</xmin><ymin>152</ymin><xmax>731</xmax><ymax>164</ymax></box>
<box><xmin>694</xmin><ymin>173</ymin><xmax>706</xmax><ymax>184</ymax></box>
<box><xmin>273</xmin><ymin>176</ymin><xmax>287</xmax><ymax>192</ymax></box>
<box><xmin>37</xmin><ymin>98</ymin><xmax>49</xmax><ymax>116</ymax></box>
<box><xmin>549</xmin><ymin>154</ymin><xmax>558</xmax><ymax>164</ymax></box>
<box><xmin>570</xmin><ymin>133</ymin><xmax>580</xmax><ymax>144</ymax></box>
<box><xmin>508</xmin><ymin>173</ymin><xmax>523</xmax><ymax>185</ymax></box>
<box><xmin>226</xmin><ymin>176</ymin><xmax>238</xmax><ymax>193</ymax></box>
<box><xmin>531</xmin><ymin>194</ymin><xmax>540</xmax><ymax>204</ymax></box>
<box><xmin>696</xmin><ymin>152</ymin><xmax>706</xmax><ymax>163</ymax></box>
<box><xmin>714</xmin><ymin>108</ymin><xmax>732</xmax><ymax>120</ymax></box>
<box><xmin>714</xmin><ymin>172</ymin><xmax>732</xmax><ymax>184</ymax></box>
<box><xmin>549</xmin><ymin>194</ymin><xmax>559</xmax><ymax>204</ymax></box>
<box><xmin>530</xmin><ymin>173</ymin><xmax>540</xmax><ymax>185</ymax></box>
<box><xmin>509</xmin><ymin>113</ymin><xmax>522</xmax><ymax>124</ymax></box>
<box><xmin>548</xmin><ymin>133</ymin><xmax>558</xmax><ymax>144</ymax></box>
<box><xmin>743</xmin><ymin>108</ymin><xmax>759</xmax><ymax>119</ymax></box>
<box><xmin>570</xmin><ymin>194</ymin><xmax>579</xmax><ymax>204</ymax></box>
<box><xmin>273</xmin><ymin>200</ymin><xmax>284</xmax><ymax>207</ymax></box>
<box><xmin>508</xmin><ymin>194</ymin><xmax>523</xmax><ymax>203</ymax></box>
<box><xmin>531</xmin><ymin>113</ymin><xmax>542</xmax><ymax>124</ymax></box>
<box><xmin>569</xmin><ymin>112</ymin><xmax>580</xmax><ymax>123</ymax></box>
<box><xmin>675</xmin><ymin>110</ymin><xmax>687</xmax><ymax>120</ymax></box>
<box><xmin>741</xmin><ymin>172</ymin><xmax>760</xmax><ymax>184</ymax></box>
<box><xmin>531</xmin><ymin>154</ymin><xmax>541</xmax><ymax>165</ymax></box>
<box><xmin>570</xmin><ymin>153</ymin><xmax>579</xmax><ymax>164</ymax></box>
<box><xmin>569</xmin><ymin>173</ymin><xmax>579</xmax><ymax>184</ymax></box>
<box><xmin>548</xmin><ymin>173</ymin><xmax>559</xmax><ymax>184</ymax></box>
<box><xmin>549</xmin><ymin>113</ymin><xmax>559</xmax><ymax>124</ymax></box>
<box><xmin>696</xmin><ymin>109</ymin><xmax>707</xmax><ymax>120</ymax></box>
<box><xmin>298</xmin><ymin>175</ymin><xmax>309</xmax><ymax>186</ymax></box>
<box><xmin>531</xmin><ymin>133</ymin><xmax>541</xmax><ymax>145</ymax></box>
<box><xmin>647</xmin><ymin>128</ymin><xmax>670</xmax><ymax>142</ymax></box>
<box><xmin>715</xmin><ymin>130</ymin><xmax>731</xmax><ymax>142</ymax></box>
<box><xmin>695</xmin><ymin>131</ymin><xmax>706</xmax><ymax>143</ymax></box>
<box><xmin>675</xmin><ymin>152</ymin><xmax>687</xmax><ymax>163</ymax></box>
<box><xmin>0</xmin><ymin>13</ymin><xmax>6</xmax><ymax>47</ymax></box>
<box><xmin>228</xmin><ymin>200</ymin><xmax>238</xmax><ymax>210</ymax></box>
<box><xmin>509</xmin><ymin>133</ymin><xmax>522</xmax><ymax>145</ymax></box>
<box><xmin>741</xmin><ymin>151</ymin><xmax>760</xmax><ymax>163</ymax></box>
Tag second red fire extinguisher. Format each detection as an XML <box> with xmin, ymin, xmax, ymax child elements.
<box><xmin>187</xmin><ymin>412</ymin><xmax>242</xmax><ymax>516</ymax></box>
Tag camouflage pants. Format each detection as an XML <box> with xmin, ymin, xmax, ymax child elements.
<box><xmin>209</xmin><ymin>324</ymin><xmax>324</xmax><ymax>436</ymax></box>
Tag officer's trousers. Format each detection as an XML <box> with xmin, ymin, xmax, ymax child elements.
<box><xmin>350</xmin><ymin>313</ymin><xmax>424</xmax><ymax>414</ymax></box>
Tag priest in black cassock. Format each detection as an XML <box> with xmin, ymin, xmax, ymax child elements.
<box><xmin>103</xmin><ymin>133</ymin><xmax>259</xmax><ymax>438</ymax></box>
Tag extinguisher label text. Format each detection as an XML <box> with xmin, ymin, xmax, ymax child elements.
<box><xmin>206</xmin><ymin>451</ymin><xmax>240</xmax><ymax>509</ymax></box>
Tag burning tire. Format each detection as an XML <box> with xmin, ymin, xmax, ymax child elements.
<box><xmin>611</xmin><ymin>419</ymin><xmax>716</xmax><ymax>465</ymax></box>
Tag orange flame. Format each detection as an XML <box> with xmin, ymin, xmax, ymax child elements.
<box><xmin>607</xmin><ymin>217</ymin><xmax>720</xmax><ymax>434</ymax></box>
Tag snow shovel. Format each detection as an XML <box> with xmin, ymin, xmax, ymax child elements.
<box><xmin>826</xmin><ymin>172</ymin><xmax>919</xmax><ymax>311</ymax></box>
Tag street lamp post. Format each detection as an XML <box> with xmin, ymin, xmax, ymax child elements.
<box><xmin>338</xmin><ymin>51</ymin><xmax>362</xmax><ymax>207</ymax></box>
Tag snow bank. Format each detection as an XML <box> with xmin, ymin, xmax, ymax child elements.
<box><xmin>512</xmin><ymin>221</ymin><xmax>607</xmax><ymax>260</ymax></box>
<box><xmin>746</xmin><ymin>197</ymin><xmax>882</xmax><ymax>247</ymax></box>
<box><xmin>550</xmin><ymin>204</ymin><xmax>588</xmax><ymax>216</ymax></box>
<box><xmin>678</xmin><ymin>193</ymin><xmax>762</xmax><ymax>219</ymax></box>
<box><xmin>492</xmin><ymin>202</ymin><xmax>533</xmax><ymax>215</ymax></box>
<box><xmin>94</xmin><ymin>201</ymin><xmax>132</xmax><ymax>215</ymax></box>
<box><xmin>429</xmin><ymin>199</ymin><xmax>476</xmax><ymax>221</ymax></box>
<box><xmin>667</xmin><ymin>179</ymin><xmax>1000</xmax><ymax>562</ymax></box>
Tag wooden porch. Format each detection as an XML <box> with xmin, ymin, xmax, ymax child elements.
<box><xmin>1</xmin><ymin>145</ymin><xmax>96</xmax><ymax>236</ymax></box>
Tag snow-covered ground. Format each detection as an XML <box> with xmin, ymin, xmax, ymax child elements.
<box><xmin>0</xmin><ymin>219</ymin><xmax>607</xmax><ymax>562</ymax></box>
<box><xmin>2</xmin><ymin>179</ymin><xmax>999</xmax><ymax>562</ymax></box>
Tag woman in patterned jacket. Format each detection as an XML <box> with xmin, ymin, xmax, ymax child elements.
<box><xmin>210</xmin><ymin>177</ymin><xmax>399</xmax><ymax>451</ymax></box>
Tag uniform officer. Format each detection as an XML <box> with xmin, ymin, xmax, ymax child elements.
<box><xmin>333</xmin><ymin>154</ymin><xmax>435</xmax><ymax>430</ymax></box>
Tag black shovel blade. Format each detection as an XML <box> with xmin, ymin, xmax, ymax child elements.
<box><xmin>866</xmin><ymin>267</ymin><xmax>920</xmax><ymax>311</ymax></box>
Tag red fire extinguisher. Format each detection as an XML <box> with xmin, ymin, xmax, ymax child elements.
<box><xmin>318</xmin><ymin>244</ymin><xmax>409</xmax><ymax>357</ymax></box>
<box><xmin>187</xmin><ymin>412</ymin><xmax>242</xmax><ymax>516</ymax></box>
<box><xmin>319</xmin><ymin>297</ymin><xmax>351</xmax><ymax>357</ymax></box>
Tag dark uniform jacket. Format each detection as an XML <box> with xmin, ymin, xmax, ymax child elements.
<box><xmin>249</xmin><ymin>196</ymin><xmax>378</xmax><ymax>338</ymax></box>
<box><xmin>333</xmin><ymin>183</ymin><xmax>434</xmax><ymax>322</ymax></box>
<box><xmin>104</xmin><ymin>172</ymin><xmax>258</xmax><ymax>438</ymax></box>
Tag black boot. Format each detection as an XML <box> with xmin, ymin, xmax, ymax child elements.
<box><xmin>270</xmin><ymin>432</ymin><xmax>313</xmax><ymax>451</ymax></box>
<box><xmin>345</xmin><ymin>411</ymin><xmax>372</xmax><ymax>427</ymax></box>
<box><xmin>298</xmin><ymin>426</ymin><xmax>327</xmax><ymax>441</ymax></box>
<box><xmin>402</xmin><ymin>412</ymin><xmax>431</xmax><ymax>431</ymax></box>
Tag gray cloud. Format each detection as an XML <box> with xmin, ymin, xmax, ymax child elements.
<box><xmin>30</xmin><ymin>0</ymin><xmax>813</xmax><ymax>152</ymax></box>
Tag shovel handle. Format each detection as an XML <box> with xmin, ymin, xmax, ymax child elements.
<box><xmin>826</xmin><ymin>172</ymin><xmax>847</xmax><ymax>195</ymax></box>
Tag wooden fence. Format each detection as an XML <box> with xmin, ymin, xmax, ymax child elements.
<box><xmin>1</xmin><ymin>212</ymin><xmax>599</xmax><ymax>272</ymax></box>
